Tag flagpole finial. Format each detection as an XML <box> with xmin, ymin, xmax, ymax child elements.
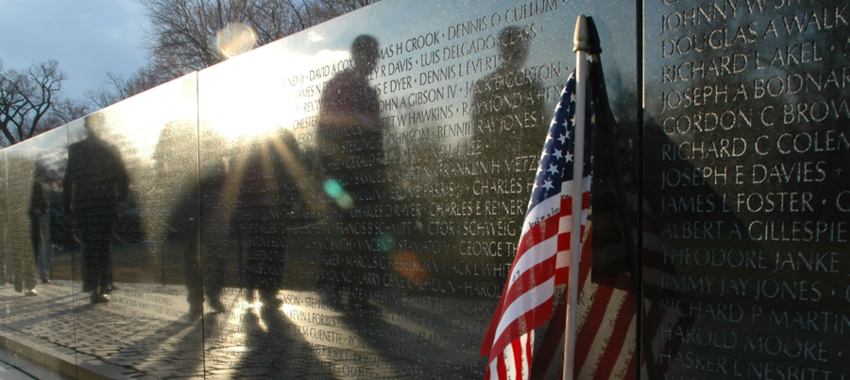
<box><xmin>574</xmin><ymin>15</ymin><xmax>590</xmax><ymax>53</ymax></box>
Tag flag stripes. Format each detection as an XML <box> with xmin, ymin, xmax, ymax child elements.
<box><xmin>531</xmin><ymin>229</ymin><xmax>639</xmax><ymax>380</ymax></box>
<box><xmin>481</xmin><ymin>71</ymin><xmax>592</xmax><ymax>380</ymax></box>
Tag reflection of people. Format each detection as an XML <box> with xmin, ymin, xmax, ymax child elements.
<box><xmin>317</xmin><ymin>34</ymin><xmax>381</xmax><ymax>161</ymax></box>
<box><xmin>153</xmin><ymin>121</ymin><xmax>205</xmax><ymax>316</ymax></box>
<box><xmin>235</xmin><ymin>133</ymin><xmax>300</xmax><ymax>308</ymax></box>
<box><xmin>39</xmin><ymin>206</ymin><xmax>56</xmax><ymax>283</ymax></box>
<box><xmin>199</xmin><ymin>170</ymin><xmax>228</xmax><ymax>313</ymax></box>
<box><xmin>63</xmin><ymin>113</ymin><xmax>130</xmax><ymax>303</ymax></box>
<box><xmin>16</xmin><ymin>179</ymin><xmax>48</xmax><ymax>296</ymax></box>
<box><xmin>471</xmin><ymin>27</ymin><xmax>544</xmax><ymax>269</ymax></box>
<box><xmin>32</xmin><ymin>167</ymin><xmax>55</xmax><ymax>284</ymax></box>
<box><xmin>316</xmin><ymin>35</ymin><xmax>385</xmax><ymax>309</ymax></box>
<box><xmin>472</xmin><ymin>26</ymin><xmax>544</xmax><ymax>146</ymax></box>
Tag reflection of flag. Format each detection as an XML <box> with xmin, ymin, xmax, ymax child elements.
<box><xmin>480</xmin><ymin>70</ymin><xmax>592</xmax><ymax>380</ymax></box>
<box><xmin>530</xmin><ymin>35</ymin><xmax>643</xmax><ymax>376</ymax></box>
<box><xmin>532</xmin><ymin>230</ymin><xmax>641</xmax><ymax>380</ymax></box>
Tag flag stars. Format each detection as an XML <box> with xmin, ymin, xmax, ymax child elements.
<box><xmin>482</xmin><ymin>73</ymin><xmax>593</xmax><ymax>376</ymax></box>
<box><xmin>552</xmin><ymin>149</ymin><xmax>563</xmax><ymax>160</ymax></box>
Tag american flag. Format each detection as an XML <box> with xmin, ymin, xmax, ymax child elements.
<box><xmin>530</xmin><ymin>54</ymin><xmax>643</xmax><ymax>379</ymax></box>
<box><xmin>531</xmin><ymin>231</ymin><xmax>641</xmax><ymax>380</ymax></box>
<box><xmin>480</xmin><ymin>70</ymin><xmax>592</xmax><ymax>380</ymax></box>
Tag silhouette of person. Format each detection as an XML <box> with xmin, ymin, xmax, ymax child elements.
<box><xmin>30</xmin><ymin>164</ymin><xmax>56</xmax><ymax>284</ymax></box>
<box><xmin>469</xmin><ymin>26</ymin><xmax>545</xmax><ymax>270</ymax></box>
<box><xmin>472</xmin><ymin>26</ymin><xmax>545</xmax><ymax>147</ymax></box>
<box><xmin>63</xmin><ymin>113</ymin><xmax>130</xmax><ymax>303</ymax></box>
<box><xmin>315</xmin><ymin>34</ymin><xmax>384</xmax><ymax>310</ymax></box>
<box><xmin>234</xmin><ymin>132</ymin><xmax>301</xmax><ymax>309</ymax></box>
<box><xmin>14</xmin><ymin>178</ymin><xmax>48</xmax><ymax>296</ymax></box>
<box><xmin>39</xmin><ymin>204</ymin><xmax>56</xmax><ymax>283</ymax></box>
<box><xmin>198</xmin><ymin>169</ymin><xmax>228</xmax><ymax>313</ymax></box>
<box><xmin>32</xmin><ymin>165</ymin><xmax>57</xmax><ymax>285</ymax></box>
<box><xmin>152</xmin><ymin>120</ymin><xmax>205</xmax><ymax>317</ymax></box>
<box><xmin>195</xmin><ymin>139</ymin><xmax>243</xmax><ymax>314</ymax></box>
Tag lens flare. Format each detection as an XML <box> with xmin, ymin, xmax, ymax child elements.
<box><xmin>377</xmin><ymin>234</ymin><xmax>395</xmax><ymax>252</ymax></box>
<box><xmin>323</xmin><ymin>179</ymin><xmax>343</xmax><ymax>198</ymax></box>
<box><xmin>393</xmin><ymin>251</ymin><xmax>429</xmax><ymax>284</ymax></box>
<box><xmin>217</xmin><ymin>23</ymin><xmax>258</xmax><ymax>60</ymax></box>
<box><xmin>323</xmin><ymin>179</ymin><xmax>353</xmax><ymax>209</ymax></box>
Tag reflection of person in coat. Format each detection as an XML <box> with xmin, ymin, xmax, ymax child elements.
<box><xmin>153</xmin><ymin>121</ymin><xmax>208</xmax><ymax>317</ymax></box>
<box><xmin>471</xmin><ymin>26</ymin><xmax>544</xmax><ymax>146</ymax></box>
<box><xmin>235</xmin><ymin>132</ymin><xmax>302</xmax><ymax>309</ymax></box>
<box><xmin>15</xmin><ymin>179</ymin><xmax>49</xmax><ymax>296</ymax></box>
<box><xmin>471</xmin><ymin>26</ymin><xmax>545</xmax><ymax>271</ymax></box>
<box><xmin>63</xmin><ymin>113</ymin><xmax>129</xmax><ymax>303</ymax></box>
<box><xmin>315</xmin><ymin>35</ymin><xmax>385</xmax><ymax>310</ymax></box>
<box><xmin>32</xmin><ymin>165</ymin><xmax>55</xmax><ymax>284</ymax></box>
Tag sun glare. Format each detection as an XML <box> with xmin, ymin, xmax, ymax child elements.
<box><xmin>217</xmin><ymin>23</ymin><xmax>258</xmax><ymax>59</ymax></box>
<box><xmin>201</xmin><ymin>49</ymin><xmax>349</xmax><ymax>140</ymax></box>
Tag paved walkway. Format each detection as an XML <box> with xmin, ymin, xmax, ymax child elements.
<box><xmin>0</xmin><ymin>280</ymin><xmax>201</xmax><ymax>379</ymax></box>
<box><xmin>0</xmin><ymin>279</ymin><xmax>489</xmax><ymax>379</ymax></box>
<box><xmin>0</xmin><ymin>342</ymin><xmax>74</xmax><ymax>380</ymax></box>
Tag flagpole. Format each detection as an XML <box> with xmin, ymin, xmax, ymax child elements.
<box><xmin>565</xmin><ymin>14</ymin><xmax>590</xmax><ymax>380</ymax></box>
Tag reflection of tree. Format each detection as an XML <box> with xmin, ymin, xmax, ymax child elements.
<box><xmin>81</xmin><ymin>0</ymin><xmax>381</xmax><ymax>109</ymax></box>
<box><xmin>138</xmin><ymin>0</ymin><xmax>380</xmax><ymax>73</ymax></box>
<box><xmin>86</xmin><ymin>70</ymin><xmax>170</xmax><ymax>109</ymax></box>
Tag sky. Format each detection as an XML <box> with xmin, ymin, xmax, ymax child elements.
<box><xmin>0</xmin><ymin>0</ymin><xmax>149</xmax><ymax>101</ymax></box>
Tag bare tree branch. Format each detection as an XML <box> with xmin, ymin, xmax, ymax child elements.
<box><xmin>78</xmin><ymin>0</ymin><xmax>380</xmax><ymax>114</ymax></box>
<box><xmin>135</xmin><ymin>0</ymin><xmax>380</xmax><ymax>78</ymax></box>
<box><xmin>0</xmin><ymin>60</ymin><xmax>66</xmax><ymax>147</ymax></box>
<box><xmin>85</xmin><ymin>62</ymin><xmax>171</xmax><ymax>109</ymax></box>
